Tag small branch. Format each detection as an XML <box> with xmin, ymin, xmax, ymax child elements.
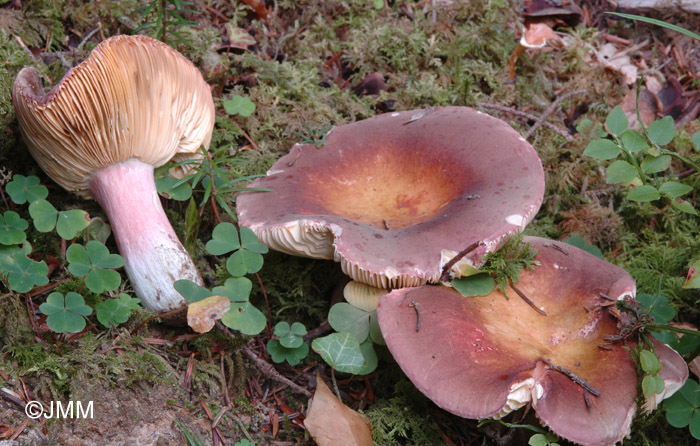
<box><xmin>409</xmin><ymin>299</ymin><xmax>421</xmax><ymax>332</ymax></box>
<box><xmin>546</xmin><ymin>360</ymin><xmax>601</xmax><ymax>397</ymax></box>
<box><xmin>510</xmin><ymin>283</ymin><xmax>547</xmax><ymax>316</ymax></box>
<box><xmin>439</xmin><ymin>241</ymin><xmax>483</xmax><ymax>282</ymax></box>
<box><xmin>242</xmin><ymin>346</ymin><xmax>312</xmax><ymax>398</ymax></box>
<box><xmin>524</xmin><ymin>89</ymin><xmax>587</xmax><ymax>140</ymax></box>
<box><xmin>477</xmin><ymin>102</ymin><xmax>574</xmax><ymax>142</ymax></box>
<box><xmin>303</xmin><ymin>319</ymin><xmax>331</xmax><ymax>341</ymax></box>
<box><xmin>77</xmin><ymin>25</ymin><xmax>101</xmax><ymax>49</ymax></box>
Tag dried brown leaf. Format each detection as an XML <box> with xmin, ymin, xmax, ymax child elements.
<box><xmin>305</xmin><ymin>373</ymin><xmax>372</xmax><ymax>446</ymax></box>
<box><xmin>186</xmin><ymin>296</ymin><xmax>230</xmax><ymax>334</ymax></box>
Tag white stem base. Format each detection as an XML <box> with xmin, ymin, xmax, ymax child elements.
<box><xmin>89</xmin><ymin>159</ymin><xmax>202</xmax><ymax>312</ymax></box>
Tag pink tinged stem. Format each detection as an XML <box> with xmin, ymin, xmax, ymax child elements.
<box><xmin>88</xmin><ymin>159</ymin><xmax>203</xmax><ymax>312</ymax></box>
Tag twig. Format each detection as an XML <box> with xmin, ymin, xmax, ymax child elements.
<box><xmin>477</xmin><ymin>102</ymin><xmax>574</xmax><ymax>142</ymax></box>
<box><xmin>255</xmin><ymin>272</ymin><xmax>272</xmax><ymax>340</ymax></box>
<box><xmin>303</xmin><ymin>319</ymin><xmax>331</xmax><ymax>341</ymax></box>
<box><xmin>77</xmin><ymin>25</ymin><xmax>101</xmax><ymax>49</ymax></box>
<box><xmin>410</xmin><ymin>299</ymin><xmax>421</xmax><ymax>332</ymax></box>
<box><xmin>525</xmin><ymin>89</ymin><xmax>587</xmax><ymax>140</ymax></box>
<box><xmin>439</xmin><ymin>241</ymin><xmax>483</xmax><ymax>282</ymax></box>
<box><xmin>546</xmin><ymin>360</ymin><xmax>601</xmax><ymax>397</ymax></box>
<box><xmin>510</xmin><ymin>283</ymin><xmax>547</xmax><ymax>316</ymax></box>
<box><xmin>242</xmin><ymin>345</ymin><xmax>312</xmax><ymax>398</ymax></box>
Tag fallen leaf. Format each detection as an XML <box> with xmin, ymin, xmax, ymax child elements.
<box><xmin>226</xmin><ymin>24</ymin><xmax>256</xmax><ymax>50</ymax></box>
<box><xmin>305</xmin><ymin>373</ymin><xmax>372</xmax><ymax>446</ymax></box>
<box><xmin>596</xmin><ymin>43</ymin><xmax>638</xmax><ymax>85</ymax></box>
<box><xmin>618</xmin><ymin>87</ymin><xmax>660</xmax><ymax>129</ymax></box>
<box><xmin>187</xmin><ymin>296</ymin><xmax>231</xmax><ymax>334</ymax></box>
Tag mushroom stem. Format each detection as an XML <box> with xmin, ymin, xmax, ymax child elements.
<box><xmin>88</xmin><ymin>159</ymin><xmax>202</xmax><ymax>312</ymax></box>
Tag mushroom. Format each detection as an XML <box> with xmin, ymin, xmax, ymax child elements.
<box><xmin>507</xmin><ymin>22</ymin><xmax>562</xmax><ymax>81</ymax></box>
<box><xmin>12</xmin><ymin>35</ymin><xmax>215</xmax><ymax>313</ymax></box>
<box><xmin>376</xmin><ymin>236</ymin><xmax>688</xmax><ymax>446</ymax></box>
<box><xmin>236</xmin><ymin>107</ymin><xmax>545</xmax><ymax>289</ymax></box>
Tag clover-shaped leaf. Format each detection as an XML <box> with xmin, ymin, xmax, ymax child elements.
<box><xmin>637</xmin><ymin>293</ymin><xmax>675</xmax><ymax>324</ymax></box>
<box><xmin>28</xmin><ymin>200</ymin><xmax>89</xmax><ymax>239</ymax></box>
<box><xmin>312</xmin><ymin>333</ymin><xmax>366</xmax><ymax>374</ymax></box>
<box><xmin>240</xmin><ymin>227</ymin><xmax>268</xmax><ymax>254</ymax></box>
<box><xmin>174</xmin><ymin>279</ymin><xmax>214</xmax><ymax>303</ymax></box>
<box><xmin>206</xmin><ymin>222</ymin><xmax>240</xmax><ymax>255</ymax></box>
<box><xmin>274</xmin><ymin>321</ymin><xmax>307</xmax><ymax>349</ymax></box>
<box><xmin>267</xmin><ymin>338</ymin><xmax>309</xmax><ymax>366</ymax></box>
<box><xmin>39</xmin><ymin>292</ymin><xmax>92</xmax><ymax>333</ymax></box>
<box><xmin>56</xmin><ymin>210</ymin><xmax>90</xmax><ymax>240</ymax></box>
<box><xmin>227</xmin><ymin>249</ymin><xmax>263</xmax><ymax>276</ymax></box>
<box><xmin>66</xmin><ymin>241</ymin><xmax>124</xmax><ymax>293</ymax></box>
<box><xmin>0</xmin><ymin>211</ymin><xmax>28</xmax><ymax>245</ymax></box>
<box><xmin>224</xmin><ymin>95</ymin><xmax>256</xmax><ymax>117</ymax></box>
<box><xmin>665</xmin><ymin>378</ymin><xmax>700</xmax><ymax>439</ymax></box>
<box><xmin>95</xmin><ymin>294</ymin><xmax>141</xmax><ymax>328</ymax></box>
<box><xmin>221</xmin><ymin>300</ymin><xmax>266</xmax><ymax>335</ymax></box>
<box><xmin>5</xmin><ymin>175</ymin><xmax>48</xmax><ymax>205</ymax></box>
<box><xmin>28</xmin><ymin>199</ymin><xmax>58</xmax><ymax>232</ymax></box>
<box><xmin>156</xmin><ymin>176</ymin><xmax>193</xmax><ymax>201</ymax></box>
<box><xmin>0</xmin><ymin>250</ymin><xmax>49</xmax><ymax>292</ymax></box>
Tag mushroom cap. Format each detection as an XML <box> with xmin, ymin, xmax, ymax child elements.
<box><xmin>236</xmin><ymin>107</ymin><xmax>545</xmax><ymax>288</ymax></box>
<box><xmin>376</xmin><ymin>236</ymin><xmax>688</xmax><ymax>446</ymax></box>
<box><xmin>12</xmin><ymin>34</ymin><xmax>214</xmax><ymax>198</ymax></box>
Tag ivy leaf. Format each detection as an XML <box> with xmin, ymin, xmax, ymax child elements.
<box><xmin>205</xmin><ymin>222</ymin><xmax>240</xmax><ymax>255</ymax></box>
<box><xmin>5</xmin><ymin>175</ymin><xmax>48</xmax><ymax>205</ymax></box>
<box><xmin>328</xmin><ymin>302</ymin><xmax>371</xmax><ymax>344</ymax></box>
<box><xmin>156</xmin><ymin>176</ymin><xmax>192</xmax><ymax>201</ymax></box>
<box><xmin>311</xmin><ymin>333</ymin><xmax>366</xmax><ymax>374</ymax></box>
<box><xmin>583</xmin><ymin>139</ymin><xmax>620</xmax><ymax>160</ymax></box>
<box><xmin>0</xmin><ymin>251</ymin><xmax>49</xmax><ymax>292</ymax></box>
<box><xmin>223</xmin><ymin>95</ymin><xmax>256</xmax><ymax>117</ymax></box>
<box><xmin>627</xmin><ymin>185</ymin><xmax>660</xmax><ymax>202</ymax></box>
<box><xmin>659</xmin><ymin>182</ymin><xmax>693</xmax><ymax>199</ymax></box>
<box><xmin>605</xmin><ymin>160</ymin><xmax>638</xmax><ymax>184</ymax></box>
<box><xmin>0</xmin><ymin>211</ymin><xmax>28</xmax><ymax>245</ymax></box>
<box><xmin>647</xmin><ymin>116</ymin><xmax>675</xmax><ymax>146</ymax></box>
<box><xmin>641</xmin><ymin>155</ymin><xmax>672</xmax><ymax>174</ymax></box>
<box><xmin>606</xmin><ymin>106</ymin><xmax>628</xmax><ymax>136</ymax></box>
<box><xmin>452</xmin><ymin>273</ymin><xmax>496</xmax><ymax>297</ymax></box>
<box><xmin>39</xmin><ymin>292</ymin><xmax>92</xmax><ymax>333</ymax></box>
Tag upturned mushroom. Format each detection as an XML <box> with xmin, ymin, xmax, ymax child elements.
<box><xmin>12</xmin><ymin>35</ymin><xmax>215</xmax><ymax>313</ymax></box>
<box><xmin>236</xmin><ymin>107</ymin><xmax>545</xmax><ymax>289</ymax></box>
<box><xmin>376</xmin><ymin>236</ymin><xmax>688</xmax><ymax>446</ymax></box>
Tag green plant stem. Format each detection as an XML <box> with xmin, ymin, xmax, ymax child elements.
<box><xmin>615</xmin><ymin>135</ymin><xmax>647</xmax><ymax>185</ymax></box>
<box><xmin>662</xmin><ymin>150</ymin><xmax>700</xmax><ymax>174</ymax></box>
<box><xmin>647</xmin><ymin>324</ymin><xmax>700</xmax><ymax>337</ymax></box>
